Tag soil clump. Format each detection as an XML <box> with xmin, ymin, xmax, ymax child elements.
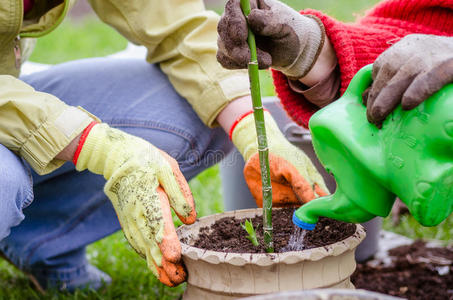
<box><xmin>352</xmin><ymin>240</ymin><xmax>453</xmax><ymax>300</ymax></box>
<box><xmin>191</xmin><ymin>208</ymin><xmax>356</xmax><ymax>253</ymax></box>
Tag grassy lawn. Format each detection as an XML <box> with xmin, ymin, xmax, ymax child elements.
<box><xmin>1</xmin><ymin>1</ymin><xmax>451</xmax><ymax>299</ymax></box>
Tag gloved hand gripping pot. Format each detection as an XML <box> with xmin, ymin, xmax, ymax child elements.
<box><xmin>74</xmin><ymin>123</ymin><xmax>196</xmax><ymax>286</ymax></box>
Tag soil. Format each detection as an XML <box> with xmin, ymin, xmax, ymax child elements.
<box><xmin>191</xmin><ymin>208</ymin><xmax>356</xmax><ymax>253</ymax></box>
<box><xmin>352</xmin><ymin>240</ymin><xmax>453</xmax><ymax>300</ymax></box>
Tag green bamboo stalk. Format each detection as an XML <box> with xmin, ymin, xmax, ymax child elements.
<box><xmin>240</xmin><ymin>0</ymin><xmax>274</xmax><ymax>253</ymax></box>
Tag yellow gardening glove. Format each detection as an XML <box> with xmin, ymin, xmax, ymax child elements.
<box><xmin>74</xmin><ymin>123</ymin><xmax>196</xmax><ymax>287</ymax></box>
<box><xmin>232</xmin><ymin>111</ymin><xmax>328</xmax><ymax>207</ymax></box>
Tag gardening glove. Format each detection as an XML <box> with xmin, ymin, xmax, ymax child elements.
<box><xmin>363</xmin><ymin>34</ymin><xmax>453</xmax><ymax>127</ymax></box>
<box><xmin>74</xmin><ymin>123</ymin><xmax>196</xmax><ymax>287</ymax></box>
<box><xmin>217</xmin><ymin>0</ymin><xmax>325</xmax><ymax>78</ymax></box>
<box><xmin>231</xmin><ymin>111</ymin><xmax>328</xmax><ymax>207</ymax></box>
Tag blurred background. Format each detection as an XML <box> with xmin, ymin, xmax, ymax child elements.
<box><xmin>1</xmin><ymin>1</ymin><xmax>451</xmax><ymax>299</ymax></box>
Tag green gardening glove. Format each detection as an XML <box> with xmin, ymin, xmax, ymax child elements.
<box><xmin>74</xmin><ymin>123</ymin><xmax>196</xmax><ymax>287</ymax></box>
<box><xmin>231</xmin><ymin>111</ymin><xmax>328</xmax><ymax>207</ymax></box>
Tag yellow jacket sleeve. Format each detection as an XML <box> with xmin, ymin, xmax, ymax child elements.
<box><xmin>87</xmin><ymin>0</ymin><xmax>251</xmax><ymax>126</ymax></box>
<box><xmin>0</xmin><ymin>75</ymin><xmax>95</xmax><ymax>174</ymax></box>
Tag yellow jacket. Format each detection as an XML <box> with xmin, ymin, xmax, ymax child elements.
<box><xmin>0</xmin><ymin>0</ymin><xmax>250</xmax><ymax>174</ymax></box>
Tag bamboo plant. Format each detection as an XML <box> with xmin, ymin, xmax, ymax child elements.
<box><xmin>240</xmin><ymin>0</ymin><xmax>274</xmax><ymax>253</ymax></box>
<box><xmin>241</xmin><ymin>219</ymin><xmax>259</xmax><ymax>247</ymax></box>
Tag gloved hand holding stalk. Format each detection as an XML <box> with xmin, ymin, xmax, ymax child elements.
<box><xmin>240</xmin><ymin>0</ymin><xmax>274</xmax><ymax>253</ymax></box>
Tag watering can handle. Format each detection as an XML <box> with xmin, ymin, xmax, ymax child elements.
<box><xmin>341</xmin><ymin>64</ymin><xmax>374</xmax><ymax>104</ymax></box>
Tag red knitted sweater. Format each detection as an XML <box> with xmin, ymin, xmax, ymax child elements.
<box><xmin>272</xmin><ymin>0</ymin><xmax>453</xmax><ymax>128</ymax></box>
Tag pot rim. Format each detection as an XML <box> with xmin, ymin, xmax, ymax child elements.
<box><xmin>177</xmin><ymin>208</ymin><xmax>366</xmax><ymax>266</ymax></box>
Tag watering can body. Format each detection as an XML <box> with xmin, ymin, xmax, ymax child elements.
<box><xmin>294</xmin><ymin>64</ymin><xmax>453</xmax><ymax>229</ymax></box>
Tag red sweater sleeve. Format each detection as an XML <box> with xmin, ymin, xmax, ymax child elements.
<box><xmin>273</xmin><ymin>0</ymin><xmax>453</xmax><ymax>128</ymax></box>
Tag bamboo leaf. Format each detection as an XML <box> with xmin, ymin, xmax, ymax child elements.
<box><xmin>241</xmin><ymin>219</ymin><xmax>259</xmax><ymax>246</ymax></box>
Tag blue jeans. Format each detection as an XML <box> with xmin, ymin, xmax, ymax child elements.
<box><xmin>0</xmin><ymin>58</ymin><xmax>231</xmax><ymax>283</ymax></box>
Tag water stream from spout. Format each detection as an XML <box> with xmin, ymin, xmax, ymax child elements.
<box><xmin>283</xmin><ymin>225</ymin><xmax>307</xmax><ymax>252</ymax></box>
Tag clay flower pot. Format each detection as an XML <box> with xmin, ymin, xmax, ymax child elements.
<box><xmin>177</xmin><ymin>208</ymin><xmax>366</xmax><ymax>300</ymax></box>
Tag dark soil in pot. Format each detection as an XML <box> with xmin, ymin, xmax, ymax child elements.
<box><xmin>190</xmin><ymin>208</ymin><xmax>356</xmax><ymax>253</ymax></box>
<box><xmin>352</xmin><ymin>240</ymin><xmax>453</xmax><ymax>300</ymax></box>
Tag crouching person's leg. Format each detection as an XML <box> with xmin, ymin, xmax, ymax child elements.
<box><xmin>0</xmin><ymin>144</ymin><xmax>33</xmax><ymax>241</ymax></box>
<box><xmin>0</xmin><ymin>58</ymin><xmax>232</xmax><ymax>292</ymax></box>
<box><xmin>0</xmin><ymin>144</ymin><xmax>46</xmax><ymax>291</ymax></box>
<box><xmin>0</xmin><ymin>164</ymin><xmax>115</xmax><ymax>293</ymax></box>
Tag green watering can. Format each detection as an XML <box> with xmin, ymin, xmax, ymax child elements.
<box><xmin>293</xmin><ymin>64</ymin><xmax>453</xmax><ymax>230</ymax></box>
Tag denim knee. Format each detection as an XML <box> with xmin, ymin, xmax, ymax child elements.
<box><xmin>0</xmin><ymin>145</ymin><xmax>34</xmax><ymax>241</ymax></box>
<box><xmin>118</xmin><ymin>122</ymin><xmax>231</xmax><ymax>180</ymax></box>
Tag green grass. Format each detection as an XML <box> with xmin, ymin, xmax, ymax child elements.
<box><xmin>29</xmin><ymin>19</ymin><xmax>128</xmax><ymax>64</ymax></box>
<box><xmin>208</xmin><ymin>0</ymin><xmax>381</xmax><ymax>21</ymax></box>
<box><xmin>3</xmin><ymin>1</ymin><xmax>450</xmax><ymax>299</ymax></box>
<box><xmin>382</xmin><ymin>214</ymin><xmax>453</xmax><ymax>245</ymax></box>
<box><xmin>280</xmin><ymin>0</ymin><xmax>381</xmax><ymax>21</ymax></box>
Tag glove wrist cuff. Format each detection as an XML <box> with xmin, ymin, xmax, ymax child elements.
<box><xmin>232</xmin><ymin>110</ymin><xmax>281</xmax><ymax>161</ymax></box>
<box><xmin>277</xmin><ymin>15</ymin><xmax>326</xmax><ymax>79</ymax></box>
<box><xmin>73</xmin><ymin>121</ymin><xmax>98</xmax><ymax>165</ymax></box>
<box><xmin>229</xmin><ymin>109</ymin><xmax>270</xmax><ymax>140</ymax></box>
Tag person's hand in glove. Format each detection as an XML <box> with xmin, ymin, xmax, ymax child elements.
<box><xmin>73</xmin><ymin>122</ymin><xmax>196</xmax><ymax>287</ymax></box>
<box><xmin>217</xmin><ymin>0</ymin><xmax>325</xmax><ymax>79</ymax></box>
<box><xmin>229</xmin><ymin>110</ymin><xmax>328</xmax><ymax>207</ymax></box>
<box><xmin>363</xmin><ymin>34</ymin><xmax>453</xmax><ymax>127</ymax></box>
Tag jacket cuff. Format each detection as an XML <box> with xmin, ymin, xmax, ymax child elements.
<box><xmin>21</xmin><ymin>106</ymin><xmax>99</xmax><ymax>175</ymax></box>
<box><xmin>201</xmin><ymin>71</ymin><xmax>251</xmax><ymax>127</ymax></box>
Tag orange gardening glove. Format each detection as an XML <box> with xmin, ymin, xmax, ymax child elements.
<box><xmin>74</xmin><ymin>123</ymin><xmax>195</xmax><ymax>286</ymax></box>
<box><xmin>231</xmin><ymin>111</ymin><xmax>328</xmax><ymax>207</ymax></box>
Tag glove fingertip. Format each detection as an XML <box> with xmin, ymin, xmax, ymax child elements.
<box><xmin>162</xmin><ymin>259</ymin><xmax>187</xmax><ymax>286</ymax></box>
<box><xmin>158</xmin><ymin>150</ymin><xmax>197</xmax><ymax>222</ymax></box>
<box><xmin>370</xmin><ymin>104</ymin><xmax>386</xmax><ymax>122</ymax></box>
<box><xmin>401</xmin><ymin>94</ymin><xmax>422</xmax><ymax>110</ymax></box>
<box><xmin>171</xmin><ymin>176</ymin><xmax>197</xmax><ymax>224</ymax></box>
<box><xmin>148</xmin><ymin>251</ymin><xmax>187</xmax><ymax>287</ymax></box>
<box><xmin>366</xmin><ymin>102</ymin><xmax>383</xmax><ymax>128</ymax></box>
<box><xmin>151</xmin><ymin>261</ymin><xmax>176</xmax><ymax>287</ymax></box>
<box><xmin>175</xmin><ymin>209</ymin><xmax>197</xmax><ymax>225</ymax></box>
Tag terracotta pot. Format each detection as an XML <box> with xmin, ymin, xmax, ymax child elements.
<box><xmin>177</xmin><ymin>208</ymin><xmax>366</xmax><ymax>300</ymax></box>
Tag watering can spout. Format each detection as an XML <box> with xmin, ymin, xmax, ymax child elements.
<box><xmin>293</xmin><ymin>190</ymin><xmax>376</xmax><ymax>230</ymax></box>
<box><xmin>292</xmin><ymin>64</ymin><xmax>453</xmax><ymax>230</ymax></box>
